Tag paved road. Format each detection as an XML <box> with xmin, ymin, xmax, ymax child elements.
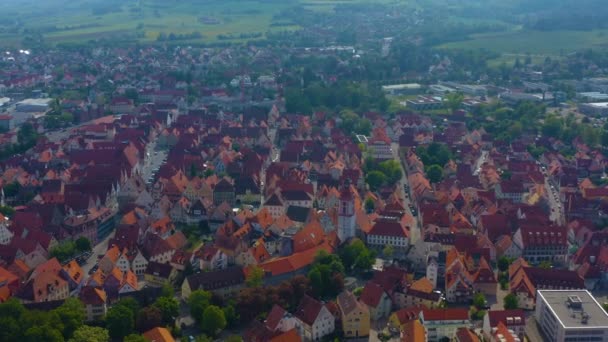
<box><xmin>473</xmin><ymin>150</ymin><xmax>488</xmax><ymax>176</ymax></box>
<box><xmin>391</xmin><ymin>143</ymin><xmax>415</xmax><ymax>219</ymax></box>
<box><xmin>143</xmin><ymin>143</ymin><xmax>167</xmax><ymax>183</ymax></box>
<box><xmin>81</xmin><ymin>232</ymin><xmax>115</xmax><ymax>277</ymax></box>
<box><xmin>544</xmin><ymin>172</ymin><xmax>564</xmax><ymax>225</ymax></box>
<box><xmin>260</xmin><ymin>127</ymin><xmax>278</xmax><ymax>205</ymax></box>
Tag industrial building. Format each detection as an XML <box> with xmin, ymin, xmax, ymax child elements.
<box><xmin>535</xmin><ymin>290</ymin><xmax>608</xmax><ymax>342</ymax></box>
<box><xmin>381</xmin><ymin>83</ymin><xmax>423</xmax><ymax>96</ymax></box>
<box><xmin>15</xmin><ymin>98</ymin><xmax>52</xmax><ymax>112</ymax></box>
<box><xmin>579</xmin><ymin>102</ymin><xmax>608</xmax><ymax>116</ymax></box>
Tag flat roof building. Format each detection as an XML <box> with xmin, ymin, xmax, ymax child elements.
<box><xmin>535</xmin><ymin>290</ymin><xmax>608</xmax><ymax>342</ymax></box>
<box><xmin>381</xmin><ymin>83</ymin><xmax>423</xmax><ymax>96</ymax></box>
<box><xmin>15</xmin><ymin>98</ymin><xmax>52</xmax><ymax>112</ymax></box>
<box><xmin>406</xmin><ymin>96</ymin><xmax>443</xmax><ymax>111</ymax></box>
<box><xmin>579</xmin><ymin>102</ymin><xmax>608</xmax><ymax>116</ymax></box>
<box><xmin>578</xmin><ymin>92</ymin><xmax>608</xmax><ymax>102</ymax></box>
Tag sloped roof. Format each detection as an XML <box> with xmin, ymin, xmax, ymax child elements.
<box><xmin>142</xmin><ymin>327</ymin><xmax>175</xmax><ymax>342</ymax></box>
<box><xmin>360</xmin><ymin>281</ymin><xmax>386</xmax><ymax>308</ymax></box>
<box><xmin>294</xmin><ymin>295</ymin><xmax>325</xmax><ymax>326</ymax></box>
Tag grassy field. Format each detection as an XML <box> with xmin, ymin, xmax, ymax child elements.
<box><xmin>439</xmin><ymin>28</ymin><xmax>608</xmax><ymax>55</ymax></box>
<box><xmin>0</xmin><ymin>0</ymin><xmax>391</xmax><ymax>46</ymax></box>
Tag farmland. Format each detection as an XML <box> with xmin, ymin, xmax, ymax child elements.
<box><xmin>439</xmin><ymin>28</ymin><xmax>608</xmax><ymax>56</ymax></box>
<box><xmin>0</xmin><ymin>0</ymin><xmax>393</xmax><ymax>46</ymax></box>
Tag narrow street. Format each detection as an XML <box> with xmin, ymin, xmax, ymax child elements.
<box><xmin>260</xmin><ymin>126</ymin><xmax>278</xmax><ymax>206</ymax></box>
<box><xmin>81</xmin><ymin>232</ymin><xmax>115</xmax><ymax>277</ymax></box>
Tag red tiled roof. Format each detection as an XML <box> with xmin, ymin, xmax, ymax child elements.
<box><xmin>294</xmin><ymin>295</ymin><xmax>325</xmax><ymax>326</ymax></box>
<box><xmin>393</xmin><ymin>305</ymin><xmax>425</xmax><ymax>325</ymax></box>
<box><xmin>265</xmin><ymin>304</ymin><xmax>287</xmax><ymax>331</ymax></box>
<box><xmin>359</xmin><ymin>281</ymin><xmax>386</xmax><ymax>308</ymax></box>
<box><xmin>487</xmin><ymin>309</ymin><xmax>526</xmax><ymax>328</ymax></box>
<box><xmin>269</xmin><ymin>328</ymin><xmax>302</xmax><ymax>342</ymax></box>
<box><xmin>368</xmin><ymin>218</ymin><xmax>409</xmax><ymax>238</ymax></box>
<box><xmin>519</xmin><ymin>224</ymin><xmax>567</xmax><ymax>247</ymax></box>
<box><xmin>455</xmin><ymin>328</ymin><xmax>480</xmax><ymax>342</ymax></box>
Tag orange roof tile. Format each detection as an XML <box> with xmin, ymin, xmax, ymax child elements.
<box><xmin>143</xmin><ymin>327</ymin><xmax>175</xmax><ymax>342</ymax></box>
<box><xmin>104</xmin><ymin>245</ymin><xmax>121</xmax><ymax>264</ymax></box>
<box><xmin>122</xmin><ymin>270</ymin><xmax>138</xmax><ymax>291</ymax></box>
<box><xmin>260</xmin><ymin>241</ymin><xmax>333</xmax><ymax>276</ymax></box>
<box><xmin>166</xmin><ymin>231</ymin><xmax>187</xmax><ymax>250</ymax></box>
<box><xmin>63</xmin><ymin>260</ymin><xmax>84</xmax><ymax>284</ymax></box>
<box><xmin>401</xmin><ymin>320</ymin><xmax>425</xmax><ymax>342</ymax></box>
<box><xmin>293</xmin><ymin>221</ymin><xmax>324</xmax><ymax>253</ymax></box>
<box><xmin>269</xmin><ymin>328</ymin><xmax>302</xmax><ymax>342</ymax></box>
<box><xmin>150</xmin><ymin>217</ymin><xmax>174</xmax><ymax>236</ymax></box>
<box><xmin>409</xmin><ymin>277</ymin><xmax>434</xmax><ymax>293</ymax></box>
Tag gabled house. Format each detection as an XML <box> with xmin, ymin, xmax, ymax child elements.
<box><xmin>359</xmin><ymin>281</ymin><xmax>392</xmax><ymax>320</ymax></box>
<box><xmin>196</xmin><ymin>244</ymin><xmax>228</xmax><ymax>271</ymax></box>
<box><xmin>265</xmin><ymin>304</ymin><xmax>298</xmax><ymax>334</ymax></box>
<box><xmin>394</xmin><ymin>277</ymin><xmax>442</xmax><ymax>309</ymax></box>
<box><xmin>145</xmin><ymin>261</ymin><xmax>177</xmax><ymax>287</ymax></box>
<box><xmin>79</xmin><ymin>286</ymin><xmax>107</xmax><ymax>322</ymax></box>
<box><xmin>444</xmin><ymin>247</ymin><xmax>496</xmax><ymax>303</ymax></box>
<box><xmin>294</xmin><ymin>295</ymin><xmax>335</xmax><ymax>341</ymax></box>
<box><xmin>181</xmin><ymin>267</ymin><xmax>245</xmax><ymax>300</ymax></box>
<box><xmin>213</xmin><ymin>178</ymin><xmax>236</xmax><ymax>206</ymax></box>
<box><xmin>15</xmin><ymin>258</ymin><xmax>69</xmax><ymax>303</ymax></box>
<box><xmin>337</xmin><ymin>290</ymin><xmax>370</xmax><ymax>339</ymax></box>
<box><xmin>509</xmin><ymin>258</ymin><xmax>585</xmax><ymax>309</ymax></box>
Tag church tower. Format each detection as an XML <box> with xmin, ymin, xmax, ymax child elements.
<box><xmin>338</xmin><ymin>181</ymin><xmax>356</xmax><ymax>244</ymax></box>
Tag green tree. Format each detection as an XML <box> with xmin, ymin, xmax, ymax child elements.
<box><xmin>106</xmin><ymin>305</ymin><xmax>135</xmax><ymax>339</ymax></box>
<box><xmin>444</xmin><ymin>92</ymin><xmax>464</xmax><ymax>113</ymax></box>
<box><xmin>124</xmin><ymin>334</ymin><xmax>147</xmax><ymax>342</ymax></box>
<box><xmin>378</xmin><ymin>160</ymin><xmax>403</xmax><ymax>184</ymax></box>
<box><xmin>153</xmin><ymin>296</ymin><xmax>179</xmax><ymax>325</ymax></box>
<box><xmin>0</xmin><ymin>298</ymin><xmax>27</xmax><ymax>341</ymax></box>
<box><xmin>74</xmin><ymin>237</ymin><xmax>91</xmax><ymax>252</ymax></box>
<box><xmin>69</xmin><ymin>325</ymin><xmax>109</xmax><ymax>342</ymax></box>
<box><xmin>25</xmin><ymin>324</ymin><xmax>64</xmax><ymax>342</ymax></box>
<box><xmin>225</xmin><ymin>336</ymin><xmax>243</xmax><ymax>342</ymax></box>
<box><xmin>160</xmin><ymin>282</ymin><xmax>174</xmax><ymax>298</ymax></box>
<box><xmin>201</xmin><ymin>305</ymin><xmax>227</xmax><ymax>337</ymax></box>
<box><xmin>115</xmin><ymin>298</ymin><xmax>140</xmax><ymax>317</ymax></box>
<box><xmin>2</xmin><ymin>181</ymin><xmax>21</xmax><ymax>197</ymax></box>
<box><xmin>136</xmin><ymin>306</ymin><xmax>162</xmax><ymax>333</ymax></box>
<box><xmin>366</xmin><ymin>170</ymin><xmax>387</xmax><ymax>190</ymax></box>
<box><xmin>426</xmin><ymin>164</ymin><xmax>444</xmax><ymax>184</ymax></box>
<box><xmin>0</xmin><ymin>206</ymin><xmax>15</xmax><ymax>217</ymax></box>
<box><xmin>222</xmin><ymin>303</ymin><xmax>239</xmax><ymax>328</ymax></box>
<box><xmin>539</xmin><ymin>260</ymin><xmax>553</xmax><ymax>269</ymax></box>
<box><xmin>49</xmin><ymin>240</ymin><xmax>77</xmax><ymax>263</ymax></box>
<box><xmin>189</xmin><ymin>290</ymin><xmax>212</xmax><ymax>321</ymax></box>
<box><xmin>504</xmin><ymin>293</ymin><xmax>518</xmax><ymax>310</ymax></box>
<box><xmin>383</xmin><ymin>244</ymin><xmax>394</xmax><ymax>259</ymax></box>
<box><xmin>364</xmin><ymin>197</ymin><xmax>375</xmax><ymax>213</ymax></box>
<box><xmin>339</xmin><ymin>239</ymin><xmax>375</xmax><ymax>273</ymax></box>
<box><xmin>498</xmin><ymin>256</ymin><xmax>512</xmax><ymax>272</ymax></box>
<box><xmin>54</xmin><ymin>297</ymin><xmax>85</xmax><ymax>339</ymax></box>
<box><xmin>308</xmin><ymin>250</ymin><xmax>346</xmax><ymax>297</ymax></box>
<box><xmin>473</xmin><ymin>293</ymin><xmax>487</xmax><ymax>309</ymax></box>
<box><xmin>246</xmin><ymin>266</ymin><xmax>265</xmax><ymax>288</ymax></box>
<box><xmin>542</xmin><ymin>116</ymin><xmax>563</xmax><ymax>138</ymax></box>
